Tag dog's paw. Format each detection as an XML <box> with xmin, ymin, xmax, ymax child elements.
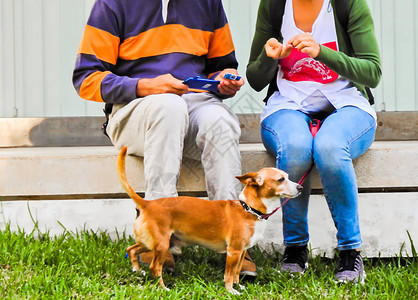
<box><xmin>229</xmin><ymin>288</ymin><xmax>241</xmax><ymax>296</ymax></box>
<box><xmin>132</xmin><ymin>267</ymin><xmax>146</xmax><ymax>276</ymax></box>
<box><xmin>169</xmin><ymin>246</ymin><xmax>182</xmax><ymax>255</ymax></box>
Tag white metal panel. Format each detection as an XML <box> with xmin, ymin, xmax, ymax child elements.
<box><xmin>43</xmin><ymin>0</ymin><xmax>61</xmax><ymax>116</ymax></box>
<box><xmin>12</xmin><ymin>0</ymin><xmax>25</xmax><ymax>117</ymax></box>
<box><xmin>376</xmin><ymin>0</ymin><xmax>394</xmax><ymax>112</ymax></box>
<box><xmin>14</xmin><ymin>0</ymin><xmax>45</xmax><ymax>116</ymax></box>
<box><xmin>393</xmin><ymin>0</ymin><xmax>416</xmax><ymax>111</ymax></box>
<box><xmin>416</xmin><ymin>0</ymin><xmax>418</xmax><ymax>110</ymax></box>
<box><xmin>0</xmin><ymin>0</ymin><xmax>17</xmax><ymax>117</ymax></box>
<box><xmin>366</xmin><ymin>0</ymin><xmax>385</xmax><ymax>112</ymax></box>
<box><xmin>0</xmin><ymin>0</ymin><xmax>103</xmax><ymax>118</ymax></box>
<box><xmin>60</xmin><ymin>0</ymin><xmax>96</xmax><ymax>116</ymax></box>
<box><xmin>223</xmin><ymin>0</ymin><xmax>266</xmax><ymax>114</ymax></box>
<box><xmin>0</xmin><ymin>0</ymin><xmax>417</xmax><ymax>117</ymax></box>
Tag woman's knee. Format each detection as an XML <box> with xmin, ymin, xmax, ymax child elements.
<box><xmin>313</xmin><ymin>135</ymin><xmax>348</xmax><ymax>168</ymax></box>
<box><xmin>262</xmin><ymin>127</ymin><xmax>312</xmax><ymax>160</ymax></box>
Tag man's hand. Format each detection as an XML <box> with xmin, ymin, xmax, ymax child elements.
<box><xmin>136</xmin><ymin>74</ymin><xmax>189</xmax><ymax>97</ymax></box>
<box><xmin>265</xmin><ymin>38</ymin><xmax>293</xmax><ymax>60</ymax></box>
<box><xmin>287</xmin><ymin>33</ymin><xmax>321</xmax><ymax>58</ymax></box>
<box><xmin>215</xmin><ymin>69</ymin><xmax>245</xmax><ymax>97</ymax></box>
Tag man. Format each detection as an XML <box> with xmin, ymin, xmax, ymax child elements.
<box><xmin>73</xmin><ymin>0</ymin><xmax>256</xmax><ymax>276</ymax></box>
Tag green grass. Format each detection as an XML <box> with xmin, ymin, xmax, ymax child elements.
<box><xmin>0</xmin><ymin>224</ymin><xmax>417</xmax><ymax>299</ymax></box>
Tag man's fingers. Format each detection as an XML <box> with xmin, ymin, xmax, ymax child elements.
<box><xmin>219</xmin><ymin>80</ymin><xmax>242</xmax><ymax>96</ymax></box>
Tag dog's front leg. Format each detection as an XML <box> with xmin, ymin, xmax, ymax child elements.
<box><xmin>224</xmin><ymin>248</ymin><xmax>244</xmax><ymax>295</ymax></box>
<box><xmin>234</xmin><ymin>250</ymin><xmax>247</xmax><ymax>283</ymax></box>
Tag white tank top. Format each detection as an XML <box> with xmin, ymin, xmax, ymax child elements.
<box><xmin>261</xmin><ymin>0</ymin><xmax>376</xmax><ymax>122</ymax></box>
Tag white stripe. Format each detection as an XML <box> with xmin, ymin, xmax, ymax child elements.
<box><xmin>161</xmin><ymin>0</ymin><xmax>170</xmax><ymax>23</ymax></box>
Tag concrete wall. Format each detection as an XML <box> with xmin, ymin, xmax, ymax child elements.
<box><xmin>1</xmin><ymin>193</ymin><xmax>417</xmax><ymax>258</ymax></box>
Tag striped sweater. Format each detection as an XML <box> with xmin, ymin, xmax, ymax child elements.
<box><xmin>73</xmin><ymin>0</ymin><xmax>238</xmax><ymax>104</ymax></box>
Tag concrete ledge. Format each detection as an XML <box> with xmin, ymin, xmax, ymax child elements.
<box><xmin>1</xmin><ymin>129</ymin><xmax>417</xmax><ymax>258</ymax></box>
<box><xmin>0</xmin><ymin>117</ymin><xmax>112</xmax><ymax>147</ymax></box>
<box><xmin>1</xmin><ymin>194</ymin><xmax>416</xmax><ymax>258</ymax></box>
<box><xmin>1</xmin><ymin>141</ymin><xmax>418</xmax><ymax>197</ymax></box>
<box><xmin>1</xmin><ymin>111</ymin><xmax>417</xmax><ymax>147</ymax></box>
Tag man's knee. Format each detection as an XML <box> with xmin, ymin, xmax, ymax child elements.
<box><xmin>142</xmin><ymin>94</ymin><xmax>188</xmax><ymax>124</ymax></box>
<box><xmin>197</xmin><ymin>109</ymin><xmax>241</xmax><ymax>143</ymax></box>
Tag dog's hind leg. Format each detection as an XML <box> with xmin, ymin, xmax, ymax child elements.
<box><xmin>169</xmin><ymin>235</ymin><xmax>185</xmax><ymax>255</ymax></box>
<box><xmin>127</xmin><ymin>243</ymin><xmax>149</xmax><ymax>273</ymax></box>
<box><xmin>149</xmin><ymin>238</ymin><xmax>171</xmax><ymax>290</ymax></box>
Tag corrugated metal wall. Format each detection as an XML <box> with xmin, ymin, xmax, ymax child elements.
<box><xmin>0</xmin><ymin>0</ymin><xmax>417</xmax><ymax>117</ymax></box>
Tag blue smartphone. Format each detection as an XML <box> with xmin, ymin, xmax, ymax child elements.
<box><xmin>183</xmin><ymin>76</ymin><xmax>220</xmax><ymax>92</ymax></box>
<box><xmin>223</xmin><ymin>73</ymin><xmax>241</xmax><ymax>81</ymax></box>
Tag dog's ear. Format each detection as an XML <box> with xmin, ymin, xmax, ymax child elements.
<box><xmin>236</xmin><ymin>172</ymin><xmax>257</xmax><ymax>185</ymax></box>
<box><xmin>236</xmin><ymin>172</ymin><xmax>264</xmax><ymax>186</ymax></box>
<box><xmin>256</xmin><ymin>175</ymin><xmax>264</xmax><ymax>186</ymax></box>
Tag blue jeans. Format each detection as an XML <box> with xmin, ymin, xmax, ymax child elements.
<box><xmin>261</xmin><ymin>107</ymin><xmax>376</xmax><ymax>250</ymax></box>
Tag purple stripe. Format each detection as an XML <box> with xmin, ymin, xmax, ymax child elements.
<box><xmin>101</xmin><ymin>73</ymin><xmax>138</xmax><ymax>104</ymax></box>
<box><xmin>72</xmin><ymin>54</ymin><xmax>113</xmax><ymax>92</ymax></box>
<box><xmin>115</xmin><ymin>53</ymin><xmax>207</xmax><ymax>81</ymax></box>
<box><xmin>87</xmin><ymin>0</ymin><xmax>228</xmax><ymax>42</ymax></box>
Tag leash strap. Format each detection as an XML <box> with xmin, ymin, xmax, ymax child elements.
<box><xmin>310</xmin><ymin>119</ymin><xmax>320</xmax><ymax>138</ymax></box>
<box><xmin>260</xmin><ymin>119</ymin><xmax>320</xmax><ymax>220</ymax></box>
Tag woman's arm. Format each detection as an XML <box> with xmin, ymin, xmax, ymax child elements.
<box><xmin>316</xmin><ymin>0</ymin><xmax>381</xmax><ymax>88</ymax></box>
<box><xmin>246</xmin><ymin>0</ymin><xmax>279</xmax><ymax>92</ymax></box>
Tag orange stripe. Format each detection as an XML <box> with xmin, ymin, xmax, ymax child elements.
<box><xmin>79</xmin><ymin>71</ymin><xmax>111</xmax><ymax>102</ymax></box>
<box><xmin>207</xmin><ymin>23</ymin><xmax>235</xmax><ymax>59</ymax></box>
<box><xmin>188</xmin><ymin>88</ymin><xmax>209</xmax><ymax>93</ymax></box>
<box><xmin>78</xmin><ymin>25</ymin><xmax>120</xmax><ymax>65</ymax></box>
<box><xmin>119</xmin><ymin>24</ymin><xmax>213</xmax><ymax>60</ymax></box>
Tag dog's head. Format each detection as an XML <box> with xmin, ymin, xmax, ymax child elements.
<box><xmin>236</xmin><ymin>168</ymin><xmax>302</xmax><ymax>201</ymax></box>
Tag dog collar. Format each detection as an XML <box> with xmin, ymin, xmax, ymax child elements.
<box><xmin>239</xmin><ymin>200</ymin><xmax>268</xmax><ymax>221</ymax></box>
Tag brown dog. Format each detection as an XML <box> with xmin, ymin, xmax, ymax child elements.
<box><xmin>117</xmin><ymin>146</ymin><xmax>302</xmax><ymax>294</ymax></box>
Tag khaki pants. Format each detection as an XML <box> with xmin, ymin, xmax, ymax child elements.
<box><xmin>106</xmin><ymin>93</ymin><xmax>242</xmax><ymax>200</ymax></box>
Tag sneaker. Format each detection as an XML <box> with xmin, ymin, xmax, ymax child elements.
<box><xmin>240</xmin><ymin>252</ymin><xmax>257</xmax><ymax>277</ymax></box>
<box><xmin>279</xmin><ymin>245</ymin><xmax>309</xmax><ymax>274</ymax></box>
<box><xmin>334</xmin><ymin>250</ymin><xmax>366</xmax><ymax>284</ymax></box>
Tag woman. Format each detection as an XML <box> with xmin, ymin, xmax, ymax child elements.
<box><xmin>246</xmin><ymin>0</ymin><xmax>381</xmax><ymax>283</ymax></box>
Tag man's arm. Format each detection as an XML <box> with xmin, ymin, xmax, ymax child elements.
<box><xmin>72</xmin><ymin>0</ymin><xmax>188</xmax><ymax>104</ymax></box>
<box><xmin>136</xmin><ymin>74</ymin><xmax>188</xmax><ymax>97</ymax></box>
<box><xmin>73</xmin><ymin>1</ymin><xmax>140</xmax><ymax>104</ymax></box>
<box><xmin>206</xmin><ymin>1</ymin><xmax>243</xmax><ymax>97</ymax></box>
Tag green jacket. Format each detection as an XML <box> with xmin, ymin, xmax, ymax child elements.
<box><xmin>246</xmin><ymin>0</ymin><xmax>381</xmax><ymax>101</ymax></box>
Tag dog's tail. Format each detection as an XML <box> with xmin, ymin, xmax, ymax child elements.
<box><xmin>117</xmin><ymin>146</ymin><xmax>147</xmax><ymax>209</ymax></box>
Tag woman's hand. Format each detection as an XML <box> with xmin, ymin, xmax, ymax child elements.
<box><xmin>264</xmin><ymin>38</ymin><xmax>293</xmax><ymax>60</ymax></box>
<box><xmin>287</xmin><ymin>33</ymin><xmax>321</xmax><ymax>58</ymax></box>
